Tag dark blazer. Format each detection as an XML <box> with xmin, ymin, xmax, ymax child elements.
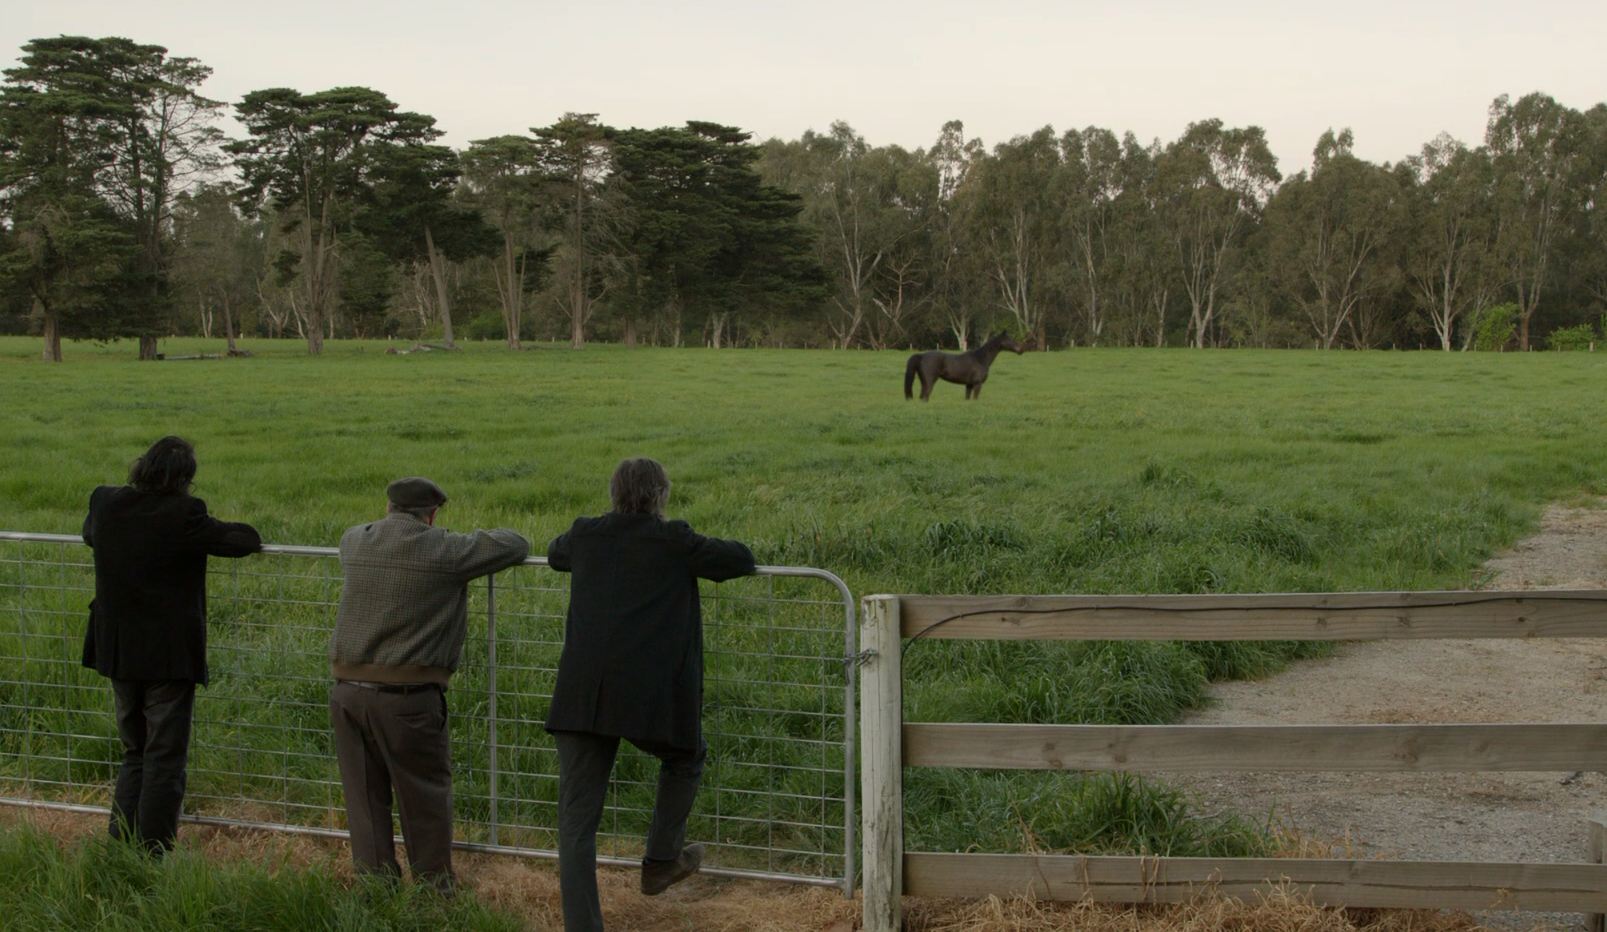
<box><xmin>543</xmin><ymin>512</ymin><xmax>755</xmax><ymax>750</ymax></box>
<box><xmin>81</xmin><ymin>485</ymin><xmax>261</xmax><ymax>685</ymax></box>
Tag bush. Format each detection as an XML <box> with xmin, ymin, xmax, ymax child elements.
<box><xmin>463</xmin><ymin>311</ymin><xmax>507</xmax><ymax>342</ymax></box>
<box><xmin>1548</xmin><ymin>323</ymin><xmax>1595</xmax><ymax>351</ymax></box>
<box><xmin>1470</xmin><ymin>303</ymin><xmax>1517</xmax><ymax>351</ymax></box>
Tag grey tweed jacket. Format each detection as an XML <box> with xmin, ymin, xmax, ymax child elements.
<box><xmin>331</xmin><ymin>512</ymin><xmax>530</xmax><ymax>686</ymax></box>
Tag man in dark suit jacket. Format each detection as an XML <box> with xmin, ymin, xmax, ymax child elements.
<box><xmin>545</xmin><ymin>457</ymin><xmax>755</xmax><ymax>932</ymax></box>
<box><xmin>82</xmin><ymin>436</ymin><xmax>261</xmax><ymax>853</ymax></box>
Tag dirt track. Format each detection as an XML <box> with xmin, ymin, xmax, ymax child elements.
<box><xmin>1169</xmin><ymin>499</ymin><xmax>1607</xmax><ymax>932</ymax></box>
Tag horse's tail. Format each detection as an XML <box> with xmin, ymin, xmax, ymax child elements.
<box><xmin>904</xmin><ymin>354</ymin><xmax>918</xmax><ymax>399</ymax></box>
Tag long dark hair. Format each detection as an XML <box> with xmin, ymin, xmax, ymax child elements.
<box><xmin>129</xmin><ymin>436</ymin><xmax>197</xmax><ymax>495</ymax></box>
<box><xmin>609</xmin><ymin>457</ymin><xmax>670</xmax><ymax>517</ymax></box>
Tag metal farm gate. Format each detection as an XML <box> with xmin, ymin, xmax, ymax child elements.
<box><xmin>0</xmin><ymin>531</ymin><xmax>858</xmax><ymax>893</ymax></box>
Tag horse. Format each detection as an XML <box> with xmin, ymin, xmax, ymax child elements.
<box><xmin>903</xmin><ymin>332</ymin><xmax>1026</xmax><ymax>401</ymax></box>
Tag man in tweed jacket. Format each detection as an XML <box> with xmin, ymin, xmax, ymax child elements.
<box><xmin>330</xmin><ymin>477</ymin><xmax>529</xmax><ymax>890</ymax></box>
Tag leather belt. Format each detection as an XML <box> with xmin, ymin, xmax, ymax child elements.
<box><xmin>339</xmin><ymin>680</ymin><xmax>439</xmax><ymax>694</ymax></box>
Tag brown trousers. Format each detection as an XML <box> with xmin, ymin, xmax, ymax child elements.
<box><xmin>329</xmin><ymin>681</ymin><xmax>454</xmax><ymax>889</ymax></box>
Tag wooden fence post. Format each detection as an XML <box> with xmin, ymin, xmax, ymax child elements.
<box><xmin>861</xmin><ymin>595</ymin><xmax>904</xmax><ymax>932</ymax></box>
<box><xmin>1591</xmin><ymin>816</ymin><xmax>1606</xmax><ymax>932</ymax></box>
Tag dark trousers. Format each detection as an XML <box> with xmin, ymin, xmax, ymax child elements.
<box><xmin>553</xmin><ymin>731</ymin><xmax>706</xmax><ymax>932</ymax></box>
<box><xmin>329</xmin><ymin>681</ymin><xmax>455</xmax><ymax>890</ymax></box>
<box><xmin>109</xmin><ymin>678</ymin><xmax>196</xmax><ymax>854</ymax></box>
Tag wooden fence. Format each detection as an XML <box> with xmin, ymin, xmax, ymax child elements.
<box><xmin>858</xmin><ymin>591</ymin><xmax>1607</xmax><ymax>931</ymax></box>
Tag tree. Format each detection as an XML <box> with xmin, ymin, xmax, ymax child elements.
<box><xmin>926</xmin><ymin>120</ymin><xmax>987</xmax><ymax>350</ymax></box>
<box><xmin>531</xmin><ymin>113</ymin><xmax>614</xmax><ymax>348</ymax></box>
<box><xmin>866</xmin><ymin>144</ymin><xmax>938</xmax><ymax>349</ymax></box>
<box><xmin>1400</xmin><ymin>135</ymin><xmax>1498</xmax><ymax>350</ymax></box>
<box><xmin>1579</xmin><ymin>105</ymin><xmax>1607</xmax><ymax>314</ymax></box>
<box><xmin>0</xmin><ymin>194</ymin><xmax>133</xmax><ymax>359</ymax></box>
<box><xmin>610</xmin><ymin>122</ymin><xmax>824</xmax><ymax>347</ymax></box>
<box><xmin>1486</xmin><ymin>93</ymin><xmax>1588</xmax><ymax>350</ymax></box>
<box><xmin>170</xmin><ymin>183</ymin><xmax>263</xmax><ymax>352</ymax></box>
<box><xmin>1059</xmin><ymin>127</ymin><xmax>1124</xmax><ymax>345</ymax></box>
<box><xmin>461</xmin><ymin>135</ymin><xmax>552</xmax><ymax>348</ymax></box>
<box><xmin>1107</xmin><ymin>134</ymin><xmax>1174</xmax><ymax>347</ymax></box>
<box><xmin>973</xmin><ymin>126</ymin><xmax>1061</xmax><ymax>346</ymax></box>
<box><xmin>1159</xmin><ymin>120</ymin><xmax>1281</xmax><ymax>347</ymax></box>
<box><xmin>0</xmin><ymin>36</ymin><xmax>219</xmax><ymax>360</ymax></box>
<box><xmin>788</xmin><ymin>123</ymin><xmax>932</xmax><ymax>347</ymax></box>
<box><xmin>229</xmin><ymin>86</ymin><xmax>436</xmax><ymax>354</ymax></box>
<box><xmin>359</xmin><ymin>137</ymin><xmax>498</xmax><ymax>346</ymax></box>
<box><xmin>1264</xmin><ymin>129</ymin><xmax>1402</xmax><ymax>349</ymax></box>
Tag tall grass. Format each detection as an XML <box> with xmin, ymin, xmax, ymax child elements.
<box><xmin>0</xmin><ymin>822</ymin><xmax>520</xmax><ymax>931</ymax></box>
<box><xmin>3</xmin><ymin>337</ymin><xmax>1605</xmax><ymax>862</ymax></box>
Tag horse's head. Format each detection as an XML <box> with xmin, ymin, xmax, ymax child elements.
<box><xmin>994</xmin><ymin>332</ymin><xmax>1027</xmax><ymax>354</ymax></box>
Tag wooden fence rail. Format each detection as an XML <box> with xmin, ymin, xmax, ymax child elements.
<box><xmin>860</xmin><ymin>591</ymin><xmax>1607</xmax><ymax>931</ymax></box>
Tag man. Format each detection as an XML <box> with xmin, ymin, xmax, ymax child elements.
<box><xmin>329</xmin><ymin>476</ymin><xmax>529</xmax><ymax>891</ymax></box>
<box><xmin>545</xmin><ymin>457</ymin><xmax>756</xmax><ymax>931</ymax></box>
<box><xmin>82</xmin><ymin>435</ymin><xmax>261</xmax><ymax>854</ymax></box>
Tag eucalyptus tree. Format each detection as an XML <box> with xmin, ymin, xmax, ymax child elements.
<box><xmin>0</xmin><ymin>36</ymin><xmax>220</xmax><ymax>359</ymax></box>
<box><xmin>927</xmin><ymin>120</ymin><xmax>986</xmax><ymax>349</ymax></box>
<box><xmin>1400</xmin><ymin>134</ymin><xmax>1498</xmax><ymax>350</ymax></box>
<box><xmin>864</xmin><ymin>144</ymin><xmax>938</xmax><ymax>349</ymax></box>
<box><xmin>973</xmin><ymin>126</ymin><xmax>1062</xmax><ymax>346</ymax></box>
<box><xmin>461</xmin><ymin>135</ymin><xmax>552</xmax><ymax>348</ymax></box>
<box><xmin>531</xmin><ymin>113</ymin><xmax>615</xmax><ymax>348</ymax></box>
<box><xmin>1264</xmin><ymin>129</ymin><xmax>1402</xmax><ymax>349</ymax></box>
<box><xmin>1058</xmin><ymin>126</ymin><xmax>1123</xmax><ymax>345</ymax></box>
<box><xmin>1158</xmin><ymin>119</ymin><xmax>1281</xmax><ymax>347</ymax></box>
<box><xmin>229</xmin><ymin>86</ymin><xmax>435</xmax><ymax>354</ymax></box>
<box><xmin>1107</xmin><ymin>134</ymin><xmax>1173</xmax><ymax>347</ymax></box>
<box><xmin>767</xmin><ymin>122</ymin><xmax>924</xmax><ymax>347</ymax></box>
<box><xmin>1579</xmin><ymin>105</ymin><xmax>1607</xmax><ymax>313</ymax></box>
<box><xmin>1485</xmin><ymin>92</ymin><xmax>1588</xmax><ymax>349</ymax></box>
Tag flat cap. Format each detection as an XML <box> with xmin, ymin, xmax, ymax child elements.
<box><xmin>386</xmin><ymin>476</ymin><xmax>448</xmax><ymax>509</ymax></box>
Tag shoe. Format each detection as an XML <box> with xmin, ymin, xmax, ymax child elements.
<box><xmin>640</xmin><ymin>844</ymin><xmax>704</xmax><ymax>895</ymax></box>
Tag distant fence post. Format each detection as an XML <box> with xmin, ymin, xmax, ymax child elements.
<box><xmin>1592</xmin><ymin>816</ymin><xmax>1606</xmax><ymax>932</ymax></box>
<box><xmin>860</xmin><ymin>595</ymin><xmax>903</xmax><ymax>932</ymax></box>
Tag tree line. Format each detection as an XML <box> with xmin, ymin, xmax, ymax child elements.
<box><xmin>3</xmin><ymin>35</ymin><xmax>1605</xmax><ymax>360</ymax></box>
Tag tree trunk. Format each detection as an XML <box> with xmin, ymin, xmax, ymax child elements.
<box><xmin>425</xmin><ymin>226</ymin><xmax>455</xmax><ymax>347</ymax></box>
<box><xmin>624</xmin><ymin>316</ymin><xmax>637</xmax><ymax>347</ymax></box>
<box><xmin>222</xmin><ymin>293</ymin><xmax>238</xmax><ymax>353</ymax></box>
<box><xmin>40</xmin><ymin>303</ymin><xmax>62</xmax><ymax>362</ymax></box>
<box><xmin>138</xmin><ymin>336</ymin><xmax>160</xmax><ymax>360</ymax></box>
<box><xmin>498</xmin><ymin>236</ymin><xmax>523</xmax><ymax>350</ymax></box>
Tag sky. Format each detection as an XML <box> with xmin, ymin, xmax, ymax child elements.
<box><xmin>4</xmin><ymin>0</ymin><xmax>1605</xmax><ymax>176</ymax></box>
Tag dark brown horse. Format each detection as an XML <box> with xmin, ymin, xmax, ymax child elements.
<box><xmin>904</xmin><ymin>332</ymin><xmax>1026</xmax><ymax>401</ymax></box>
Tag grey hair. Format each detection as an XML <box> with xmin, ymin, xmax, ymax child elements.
<box><xmin>610</xmin><ymin>457</ymin><xmax>671</xmax><ymax>517</ymax></box>
<box><xmin>387</xmin><ymin>502</ymin><xmax>438</xmax><ymax>520</ymax></box>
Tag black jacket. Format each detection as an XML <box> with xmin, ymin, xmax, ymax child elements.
<box><xmin>544</xmin><ymin>512</ymin><xmax>755</xmax><ymax>749</ymax></box>
<box><xmin>81</xmin><ymin>485</ymin><xmax>261</xmax><ymax>685</ymax></box>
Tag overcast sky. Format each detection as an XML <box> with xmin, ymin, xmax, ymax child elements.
<box><xmin>5</xmin><ymin>0</ymin><xmax>1604</xmax><ymax>175</ymax></box>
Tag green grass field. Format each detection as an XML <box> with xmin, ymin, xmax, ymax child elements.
<box><xmin>3</xmin><ymin>336</ymin><xmax>1605</xmax><ymax>867</ymax></box>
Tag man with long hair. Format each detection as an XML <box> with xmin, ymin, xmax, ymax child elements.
<box><xmin>82</xmin><ymin>435</ymin><xmax>261</xmax><ymax>854</ymax></box>
<box><xmin>545</xmin><ymin>457</ymin><xmax>756</xmax><ymax>931</ymax></box>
